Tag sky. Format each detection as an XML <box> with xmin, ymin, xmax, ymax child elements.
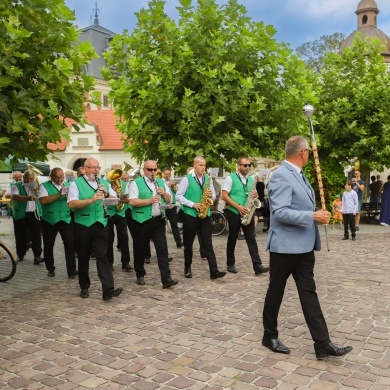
<box><xmin>64</xmin><ymin>0</ymin><xmax>390</xmax><ymax>49</ymax></box>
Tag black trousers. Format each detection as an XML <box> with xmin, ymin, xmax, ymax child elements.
<box><xmin>132</xmin><ymin>217</ymin><xmax>171</xmax><ymax>283</ymax></box>
<box><xmin>263</xmin><ymin>251</ymin><xmax>330</xmax><ymax>349</ymax></box>
<box><xmin>165</xmin><ymin>207</ymin><xmax>182</xmax><ymax>245</ymax></box>
<box><xmin>73</xmin><ymin>222</ymin><xmax>114</xmax><ymax>295</ymax></box>
<box><xmin>107</xmin><ymin>214</ymin><xmax>130</xmax><ymax>266</ymax></box>
<box><xmin>225</xmin><ymin>209</ymin><xmax>262</xmax><ymax>270</ymax></box>
<box><xmin>342</xmin><ymin>213</ymin><xmax>356</xmax><ymax>238</ymax></box>
<box><xmin>42</xmin><ymin>219</ymin><xmax>77</xmax><ymax>276</ymax></box>
<box><xmin>125</xmin><ymin>208</ymin><xmax>135</xmax><ymax>240</ymax></box>
<box><xmin>13</xmin><ymin>212</ymin><xmax>42</xmax><ymax>258</ymax></box>
<box><xmin>182</xmin><ymin>213</ymin><xmax>218</xmax><ymax>273</ymax></box>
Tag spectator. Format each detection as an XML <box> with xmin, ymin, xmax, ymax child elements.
<box><xmin>342</xmin><ymin>181</ymin><xmax>358</xmax><ymax>241</ymax></box>
<box><xmin>332</xmin><ymin>194</ymin><xmax>343</xmax><ymax>230</ymax></box>
<box><xmin>369</xmin><ymin>175</ymin><xmax>382</xmax><ymax>205</ymax></box>
<box><xmin>351</xmin><ymin>170</ymin><xmax>365</xmax><ymax>230</ymax></box>
<box><xmin>379</xmin><ymin>175</ymin><xmax>390</xmax><ymax>227</ymax></box>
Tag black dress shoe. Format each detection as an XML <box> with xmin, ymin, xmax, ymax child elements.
<box><xmin>48</xmin><ymin>270</ymin><xmax>55</xmax><ymax>277</ymax></box>
<box><xmin>176</xmin><ymin>242</ymin><xmax>183</xmax><ymax>248</ymax></box>
<box><xmin>168</xmin><ymin>257</ymin><xmax>173</xmax><ymax>262</ymax></box>
<box><xmin>122</xmin><ymin>265</ymin><xmax>132</xmax><ymax>272</ymax></box>
<box><xmin>68</xmin><ymin>271</ymin><xmax>78</xmax><ymax>279</ymax></box>
<box><xmin>185</xmin><ymin>268</ymin><xmax>192</xmax><ymax>278</ymax></box>
<box><xmin>210</xmin><ymin>270</ymin><xmax>226</xmax><ymax>280</ymax></box>
<box><xmin>352</xmin><ymin>237</ymin><xmax>356</xmax><ymax>241</ymax></box>
<box><xmin>262</xmin><ymin>337</ymin><xmax>290</xmax><ymax>354</ymax></box>
<box><xmin>315</xmin><ymin>343</ymin><xmax>353</xmax><ymax>360</ymax></box>
<box><xmin>80</xmin><ymin>289</ymin><xmax>89</xmax><ymax>298</ymax></box>
<box><xmin>17</xmin><ymin>256</ymin><xmax>24</xmax><ymax>262</ymax></box>
<box><xmin>136</xmin><ymin>277</ymin><xmax>145</xmax><ymax>285</ymax></box>
<box><xmin>163</xmin><ymin>279</ymin><xmax>179</xmax><ymax>289</ymax></box>
<box><xmin>227</xmin><ymin>265</ymin><xmax>238</xmax><ymax>273</ymax></box>
<box><xmin>34</xmin><ymin>257</ymin><xmax>44</xmax><ymax>265</ymax></box>
<box><xmin>103</xmin><ymin>287</ymin><xmax>123</xmax><ymax>301</ymax></box>
<box><xmin>255</xmin><ymin>265</ymin><xmax>270</xmax><ymax>275</ymax></box>
<box><xmin>342</xmin><ymin>237</ymin><xmax>349</xmax><ymax>240</ymax></box>
<box><xmin>144</xmin><ymin>257</ymin><xmax>151</xmax><ymax>264</ymax></box>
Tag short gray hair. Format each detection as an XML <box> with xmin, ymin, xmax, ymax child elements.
<box><xmin>285</xmin><ymin>136</ymin><xmax>308</xmax><ymax>157</ymax></box>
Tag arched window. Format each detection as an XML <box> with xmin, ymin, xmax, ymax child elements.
<box><xmin>362</xmin><ymin>15</ymin><xmax>368</xmax><ymax>25</ymax></box>
<box><xmin>72</xmin><ymin>158</ymin><xmax>87</xmax><ymax>171</ymax></box>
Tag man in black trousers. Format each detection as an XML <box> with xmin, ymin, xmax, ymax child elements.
<box><xmin>221</xmin><ymin>156</ymin><xmax>269</xmax><ymax>275</ymax></box>
<box><xmin>262</xmin><ymin>136</ymin><xmax>353</xmax><ymax>360</ymax></box>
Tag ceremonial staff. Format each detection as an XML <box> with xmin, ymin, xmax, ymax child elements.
<box><xmin>303</xmin><ymin>103</ymin><xmax>330</xmax><ymax>251</ymax></box>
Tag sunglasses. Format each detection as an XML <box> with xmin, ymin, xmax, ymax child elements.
<box><xmin>239</xmin><ymin>164</ymin><xmax>251</xmax><ymax>168</ymax></box>
<box><xmin>145</xmin><ymin>168</ymin><xmax>158</xmax><ymax>172</ymax></box>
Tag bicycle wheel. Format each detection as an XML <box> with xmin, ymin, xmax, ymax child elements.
<box><xmin>210</xmin><ymin>210</ymin><xmax>226</xmax><ymax>236</ymax></box>
<box><xmin>0</xmin><ymin>241</ymin><xmax>17</xmax><ymax>282</ymax></box>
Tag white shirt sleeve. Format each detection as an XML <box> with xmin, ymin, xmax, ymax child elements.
<box><xmin>67</xmin><ymin>181</ymin><xmax>80</xmax><ymax>203</ymax></box>
<box><xmin>38</xmin><ymin>183</ymin><xmax>49</xmax><ymax>198</ymax></box>
<box><xmin>222</xmin><ymin>175</ymin><xmax>233</xmax><ymax>193</ymax></box>
<box><xmin>175</xmin><ymin>177</ymin><xmax>193</xmax><ymax>207</ymax></box>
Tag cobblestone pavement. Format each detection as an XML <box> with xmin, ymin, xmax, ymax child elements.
<box><xmin>1</xmin><ymin>215</ymin><xmax>390</xmax><ymax>389</ymax></box>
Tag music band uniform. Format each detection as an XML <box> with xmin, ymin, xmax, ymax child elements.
<box><xmin>222</xmin><ymin>170</ymin><xmax>269</xmax><ymax>275</ymax></box>
<box><xmin>106</xmin><ymin>179</ymin><xmax>132</xmax><ymax>271</ymax></box>
<box><xmin>38</xmin><ymin>172</ymin><xmax>77</xmax><ymax>277</ymax></box>
<box><xmin>129</xmin><ymin>162</ymin><xmax>178</xmax><ymax>288</ymax></box>
<box><xmin>10</xmin><ymin>171</ymin><xmax>43</xmax><ymax>264</ymax></box>
<box><xmin>175</xmin><ymin>158</ymin><xmax>225</xmax><ymax>280</ymax></box>
<box><xmin>68</xmin><ymin>160</ymin><xmax>123</xmax><ymax>301</ymax></box>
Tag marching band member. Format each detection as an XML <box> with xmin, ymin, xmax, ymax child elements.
<box><xmin>175</xmin><ymin>156</ymin><xmax>225</xmax><ymax>280</ymax></box>
<box><xmin>10</xmin><ymin>170</ymin><xmax>44</xmax><ymax>264</ymax></box>
<box><xmin>68</xmin><ymin>158</ymin><xmax>123</xmax><ymax>301</ymax></box>
<box><xmin>38</xmin><ymin>168</ymin><xmax>77</xmax><ymax>278</ymax></box>
<box><xmin>221</xmin><ymin>157</ymin><xmax>269</xmax><ymax>275</ymax></box>
<box><xmin>162</xmin><ymin>167</ymin><xmax>183</xmax><ymax>249</ymax></box>
<box><xmin>129</xmin><ymin>160</ymin><xmax>178</xmax><ymax>289</ymax></box>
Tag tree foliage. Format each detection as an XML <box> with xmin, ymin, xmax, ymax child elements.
<box><xmin>0</xmin><ymin>0</ymin><xmax>96</xmax><ymax>163</ymax></box>
<box><xmin>103</xmin><ymin>0</ymin><xmax>314</xmax><ymax>173</ymax></box>
<box><xmin>314</xmin><ymin>34</ymin><xmax>390</xmax><ymax>176</ymax></box>
<box><xmin>295</xmin><ymin>32</ymin><xmax>346</xmax><ymax>73</ymax></box>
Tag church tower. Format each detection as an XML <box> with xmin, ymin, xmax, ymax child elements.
<box><xmin>340</xmin><ymin>0</ymin><xmax>390</xmax><ymax>63</ymax></box>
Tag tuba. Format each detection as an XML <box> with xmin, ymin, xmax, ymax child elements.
<box><xmin>106</xmin><ymin>161</ymin><xmax>132</xmax><ymax>211</ymax></box>
<box><xmin>198</xmin><ymin>176</ymin><xmax>214</xmax><ymax>219</ymax></box>
<box><xmin>241</xmin><ymin>175</ymin><xmax>261</xmax><ymax>226</ymax></box>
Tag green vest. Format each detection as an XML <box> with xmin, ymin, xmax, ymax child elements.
<box><xmin>12</xmin><ymin>182</ymin><xmax>43</xmax><ymax>221</ymax></box>
<box><xmin>73</xmin><ymin>177</ymin><xmax>110</xmax><ymax>227</ymax></box>
<box><xmin>107</xmin><ymin>180</ymin><xmax>127</xmax><ymax>218</ymax></box>
<box><xmin>41</xmin><ymin>181</ymin><xmax>71</xmax><ymax>225</ymax></box>
<box><xmin>131</xmin><ymin>177</ymin><xmax>166</xmax><ymax>224</ymax></box>
<box><xmin>182</xmin><ymin>174</ymin><xmax>211</xmax><ymax>218</ymax></box>
<box><xmin>228</xmin><ymin>173</ymin><xmax>253</xmax><ymax>215</ymax></box>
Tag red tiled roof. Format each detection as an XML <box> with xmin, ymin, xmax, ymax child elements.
<box><xmin>47</xmin><ymin>110</ymin><xmax>125</xmax><ymax>151</ymax></box>
<box><xmin>85</xmin><ymin>110</ymin><xmax>124</xmax><ymax>151</ymax></box>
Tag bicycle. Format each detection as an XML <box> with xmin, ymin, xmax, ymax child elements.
<box><xmin>0</xmin><ymin>239</ymin><xmax>17</xmax><ymax>282</ymax></box>
<box><xmin>210</xmin><ymin>210</ymin><xmax>227</xmax><ymax>236</ymax></box>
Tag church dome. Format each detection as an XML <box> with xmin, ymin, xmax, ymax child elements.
<box><xmin>357</xmin><ymin>0</ymin><xmax>378</xmax><ymax>11</ymax></box>
<box><xmin>340</xmin><ymin>0</ymin><xmax>390</xmax><ymax>61</ymax></box>
<box><xmin>340</xmin><ymin>26</ymin><xmax>390</xmax><ymax>54</ymax></box>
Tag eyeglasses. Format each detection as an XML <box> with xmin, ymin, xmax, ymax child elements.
<box><xmin>85</xmin><ymin>166</ymin><xmax>101</xmax><ymax>170</ymax></box>
<box><xmin>239</xmin><ymin>164</ymin><xmax>251</xmax><ymax>168</ymax></box>
<box><xmin>145</xmin><ymin>168</ymin><xmax>158</xmax><ymax>172</ymax></box>
<box><xmin>304</xmin><ymin>149</ymin><xmax>312</xmax><ymax>154</ymax></box>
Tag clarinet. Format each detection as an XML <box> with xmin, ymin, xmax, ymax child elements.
<box><xmin>151</xmin><ymin>175</ymin><xmax>165</xmax><ymax>218</ymax></box>
<box><xmin>95</xmin><ymin>174</ymin><xmax>110</xmax><ymax>218</ymax></box>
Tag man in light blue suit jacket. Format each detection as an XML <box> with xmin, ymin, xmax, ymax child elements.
<box><xmin>261</xmin><ymin>136</ymin><xmax>353</xmax><ymax>360</ymax></box>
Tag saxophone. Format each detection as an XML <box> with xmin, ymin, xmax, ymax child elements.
<box><xmin>241</xmin><ymin>175</ymin><xmax>261</xmax><ymax>226</ymax></box>
<box><xmin>197</xmin><ymin>176</ymin><xmax>214</xmax><ymax>219</ymax></box>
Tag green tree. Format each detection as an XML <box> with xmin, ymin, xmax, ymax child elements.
<box><xmin>295</xmin><ymin>32</ymin><xmax>346</xmax><ymax>73</ymax></box>
<box><xmin>0</xmin><ymin>0</ymin><xmax>96</xmax><ymax>163</ymax></box>
<box><xmin>103</xmin><ymin>0</ymin><xmax>315</xmax><ymax>173</ymax></box>
<box><xmin>314</xmin><ymin>34</ymin><xmax>390</xmax><ymax>175</ymax></box>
